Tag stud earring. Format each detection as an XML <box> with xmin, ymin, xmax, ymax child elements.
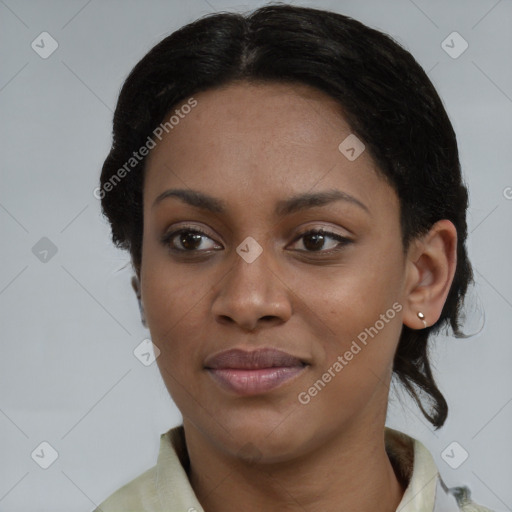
<box><xmin>417</xmin><ymin>311</ymin><xmax>427</xmax><ymax>329</ymax></box>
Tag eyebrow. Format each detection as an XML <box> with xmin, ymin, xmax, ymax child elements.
<box><xmin>152</xmin><ymin>188</ymin><xmax>369</xmax><ymax>216</ymax></box>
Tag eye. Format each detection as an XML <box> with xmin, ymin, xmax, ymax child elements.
<box><xmin>161</xmin><ymin>227</ymin><xmax>222</xmax><ymax>253</ymax></box>
<box><xmin>161</xmin><ymin>226</ymin><xmax>352</xmax><ymax>255</ymax></box>
<box><xmin>289</xmin><ymin>228</ymin><xmax>352</xmax><ymax>253</ymax></box>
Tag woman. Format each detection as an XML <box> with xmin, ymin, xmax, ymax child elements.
<box><xmin>94</xmin><ymin>4</ymin><xmax>493</xmax><ymax>511</ymax></box>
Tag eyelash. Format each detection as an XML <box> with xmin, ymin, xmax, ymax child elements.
<box><xmin>161</xmin><ymin>226</ymin><xmax>352</xmax><ymax>256</ymax></box>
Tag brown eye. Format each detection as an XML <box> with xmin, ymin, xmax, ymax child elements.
<box><xmin>162</xmin><ymin>228</ymin><xmax>221</xmax><ymax>252</ymax></box>
<box><xmin>291</xmin><ymin>229</ymin><xmax>352</xmax><ymax>253</ymax></box>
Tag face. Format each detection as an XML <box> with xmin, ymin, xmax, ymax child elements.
<box><xmin>140</xmin><ymin>81</ymin><xmax>411</xmax><ymax>462</ymax></box>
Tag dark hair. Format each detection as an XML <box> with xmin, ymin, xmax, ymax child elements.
<box><xmin>100</xmin><ymin>3</ymin><xmax>472</xmax><ymax>429</ymax></box>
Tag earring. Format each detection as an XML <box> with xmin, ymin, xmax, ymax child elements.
<box><xmin>417</xmin><ymin>311</ymin><xmax>427</xmax><ymax>329</ymax></box>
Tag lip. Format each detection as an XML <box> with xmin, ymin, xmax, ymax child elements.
<box><xmin>204</xmin><ymin>348</ymin><xmax>309</xmax><ymax>396</ymax></box>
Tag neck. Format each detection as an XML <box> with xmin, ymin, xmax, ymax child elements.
<box><xmin>184</xmin><ymin>420</ymin><xmax>405</xmax><ymax>512</ymax></box>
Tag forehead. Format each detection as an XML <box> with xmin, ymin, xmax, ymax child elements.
<box><xmin>149</xmin><ymin>81</ymin><xmax>352</xmax><ymax>158</ymax></box>
<box><xmin>143</xmin><ymin>81</ymin><xmax>393</xmax><ymax>216</ymax></box>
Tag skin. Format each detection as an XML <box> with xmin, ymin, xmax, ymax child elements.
<box><xmin>135</xmin><ymin>81</ymin><xmax>457</xmax><ymax>512</ymax></box>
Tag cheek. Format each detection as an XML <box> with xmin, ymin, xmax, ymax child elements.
<box><xmin>314</xmin><ymin>259</ymin><xmax>403</xmax><ymax>336</ymax></box>
<box><xmin>299</xmin><ymin>297</ymin><xmax>403</xmax><ymax>428</ymax></box>
<box><xmin>143</xmin><ymin>280</ymin><xmax>204</xmax><ymax>355</ymax></box>
<box><xmin>140</xmin><ymin>254</ymin><xmax>205</xmax><ymax>370</ymax></box>
<box><xmin>301</xmin><ymin>246</ymin><xmax>405</xmax><ymax>387</ymax></box>
<box><xmin>145</xmin><ymin>277</ymin><xmax>209</xmax><ymax>410</ymax></box>
<box><xmin>140</xmin><ymin>230</ymin><xmax>201</xmax><ymax>328</ymax></box>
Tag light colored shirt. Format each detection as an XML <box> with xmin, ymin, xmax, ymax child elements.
<box><xmin>93</xmin><ymin>425</ymin><xmax>493</xmax><ymax>512</ymax></box>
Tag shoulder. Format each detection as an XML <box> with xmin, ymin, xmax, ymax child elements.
<box><xmin>91</xmin><ymin>425</ymin><xmax>197</xmax><ymax>512</ymax></box>
<box><xmin>92</xmin><ymin>464</ymin><xmax>161</xmax><ymax>512</ymax></box>
<box><xmin>385</xmin><ymin>427</ymin><xmax>495</xmax><ymax>512</ymax></box>
<box><xmin>435</xmin><ymin>481</ymin><xmax>496</xmax><ymax>512</ymax></box>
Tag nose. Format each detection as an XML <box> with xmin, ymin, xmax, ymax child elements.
<box><xmin>211</xmin><ymin>248</ymin><xmax>293</xmax><ymax>331</ymax></box>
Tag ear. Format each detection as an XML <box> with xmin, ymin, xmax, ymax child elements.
<box><xmin>402</xmin><ymin>220</ymin><xmax>457</xmax><ymax>330</ymax></box>
<box><xmin>131</xmin><ymin>274</ymin><xmax>148</xmax><ymax>328</ymax></box>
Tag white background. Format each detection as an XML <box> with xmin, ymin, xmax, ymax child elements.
<box><xmin>1</xmin><ymin>0</ymin><xmax>511</xmax><ymax>511</ymax></box>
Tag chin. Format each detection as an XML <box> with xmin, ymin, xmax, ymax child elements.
<box><xmin>211</xmin><ymin>412</ymin><xmax>316</xmax><ymax>463</ymax></box>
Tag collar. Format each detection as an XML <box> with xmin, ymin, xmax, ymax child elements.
<box><xmin>154</xmin><ymin>425</ymin><xmax>444</xmax><ymax>512</ymax></box>
<box><xmin>385</xmin><ymin>426</ymin><xmax>439</xmax><ymax>511</ymax></box>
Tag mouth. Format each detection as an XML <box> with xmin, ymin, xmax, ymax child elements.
<box><xmin>204</xmin><ymin>348</ymin><xmax>309</xmax><ymax>396</ymax></box>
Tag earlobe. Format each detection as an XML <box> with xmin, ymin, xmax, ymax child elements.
<box><xmin>417</xmin><ymin>311</ymin><xmax>427</xmax><ymax>328</ymax></box>
<box><xmin>402</xmin><ymin>220</ymin><xmax>458</xmax><ymax>330</ymax></box>
<box><xmin>131</xmin><ymin>275</ymin><xmax>148</xmax><ymax>328</ymax></box>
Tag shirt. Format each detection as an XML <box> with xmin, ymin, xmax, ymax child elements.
<box><xmin>93</xmin><ymin>426</ymin><xmax>494</xmax><ymax>512</ymax></box>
